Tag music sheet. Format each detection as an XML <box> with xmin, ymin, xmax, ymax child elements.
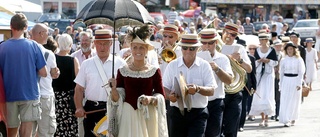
<box><xmin>221</xmin><ymin>45</ymin><xmax>241</xmax><ymax>55</ymax></box>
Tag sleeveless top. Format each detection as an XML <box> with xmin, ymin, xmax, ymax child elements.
<box><xmin>52</xmin><ymin>55</ymin><xmax>75</xmax><ymax>91</ymax></box>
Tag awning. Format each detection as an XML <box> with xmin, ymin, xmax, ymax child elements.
<box><xmin>0</xmin><ymin>0</ymin><xmax>42</xmax><ymax>13</ymax></box>
<box><xmin>0</xmin><ymin>12</ymin><xmax>35</xmax><ymax>30</ymax></box>
<box><xmin>204</xmin><ymin>0</ymin><xmax>318</xmax><ymax>5</ymax></box>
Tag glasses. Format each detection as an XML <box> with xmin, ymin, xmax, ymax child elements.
<box><xmin>249</xmin><ymin>48</ymin><xmax>256</xmax><ymax>50</ymax></box>
<box><xmin>201</xmin><ymin>41</ymin><xmax>215</xmax><ymax>45</ymax></box>
<box><xmin>182</xmin><ymin>46</ymin><xmax>197</xmax><ymax>51</ymax></box>
<box><xmin>163</xmin><ymin>35</ymin><xmax>173</xmax><ymax>39</ymax></box>
<box><xmin>225</xmin><ymin>31</ymin><xmax>237</xmax><ymax>37</ymax></box>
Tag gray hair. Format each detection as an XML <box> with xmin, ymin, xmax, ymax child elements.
<box><xmin>58</xmin><ymin>34</ymin><xmax>73</xmax><ymax>51</ymax></box>
<box><xmin>262</xmin><ymin>23</ymin><xmax>269</xmax><ymax>29</ymax></box>
<box><xmin>79</xmin><ymin>31</ymin><xmax>93</xmax><ymax>41</ymax></box>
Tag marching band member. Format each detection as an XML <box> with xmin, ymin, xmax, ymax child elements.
<box><xmin>199</xmin><ymin>29</ymin><xmax>233</xmax><ymax>137</ymax></box>
<box><xmin>158</xmin><ymin>24</ymin><xmax>182</xmax><ymax>74</ymax></box>
<box><xmin>163</xmin><ymin>34</ymin><xmax>217</xmax><ymax>137</ymax></box>
<box><xmin>108</xmin><ymin>25</ymin><xmax>168</xmax><ymax>137</ymax></box>
<box><xmin>249</xmin><ymin>33</ymin><xmax>278</xmax><ymax>127</ymax></box>
<box><xmin>221</xmin><ymin>22</ymin><xmax>252</xmax><ymax>137</ymax></box>
<box><xmin>279</xmin><ymin>42</ymin><xmax>305</xmax><ymax>127</ymax></box>
<box><xmin>74</xmin><ymin>29</ymin><xmax>126</xmax><ymax>137</ymax></box>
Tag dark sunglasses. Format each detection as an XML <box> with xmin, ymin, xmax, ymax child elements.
<box><xmin>163</xmin><ymin>35</ymin><xmax>173</xmax><ymax>39</ymax></box>
<box><xmin>249</xmin><ymin>48</ymin><xmax>256</xmax><ymax>50</ymax></box>
<box><xmin>225</xmin><ymin>31</ymin><xmax>237</xmax><ymax>37</ymax></box>
<box><xmin>201</xmin><ymin>41</ymin><xmax>215</xmax><ymax>45</ymax></box>
<box><xmin>182</xmin><ymin>46</ymin><xmax>197</xmax><ymax>51</ymax></box>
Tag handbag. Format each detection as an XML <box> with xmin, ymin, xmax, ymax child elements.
<box><xmin>302</xmin><ymin>85</ymin><xmax>310</xmax><ymax>97</ymax></box>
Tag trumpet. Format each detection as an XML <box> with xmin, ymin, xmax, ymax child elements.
<box><xmin>160</xmin><ymin>41</ymin><xmax>177</xmax><ymax>63</ymax></box>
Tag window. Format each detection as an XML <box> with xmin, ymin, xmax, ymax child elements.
<box><xmin>43</xmin><ymin>2</ymin><xmax>59</xmax><ymax>13</ymax></box>
<box><xmin>62</xmin><ymin>2</ymin><xmax>77</xmax><ymax>19</ymax></box>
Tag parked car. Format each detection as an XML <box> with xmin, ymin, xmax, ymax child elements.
<box><xmin>43</xmin><ymin>19</ymin><xmax>74</xmax><ymax>34</ymax></box>
<box><xmin>252</xmin><ymin>21</ymin><xmax>272</xmax><ymax>32</ymax></box>
<box><xmin>37</xmin><ymin>13</ymin><xmax>68</xmax><ymax>23</ymax></box>
<box><xmin>292</xmin><ymin>19</ymin><xmax>318</xmax><ymax>43</ymax></box>
<box><xmin>149</xmin><ymin>12</ymin><xmax>168</xmax><ymax>24</ymax></box>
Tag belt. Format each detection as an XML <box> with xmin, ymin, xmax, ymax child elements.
<box><xmin>86</xmin><ymin>100</ymin><xmax>107</xmax><ymax>106</ymax></box>
<box><xmin>284</xmin><ymin>74</ymin><xmax>298</xmax><ymax>77</ymax></box>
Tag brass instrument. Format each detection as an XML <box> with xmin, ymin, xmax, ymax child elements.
<box><xmin>224</xmin><ymin>56</ymin><xmax>247</xmax><ymax>94</ymax></box>
<box><xmin>160</xmin><ymin>43</ymin><xmax>178</xmax><ymax>63</ymax></box>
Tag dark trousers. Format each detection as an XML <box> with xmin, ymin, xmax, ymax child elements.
<box><xmin>166</xmin><ymin>100</ymin><xmax>172</xmax><ymax>137</ymax></box>
<box><xmin>171</xmin><ymin>106</ymin><xmax>209</xmax><ymax>137</ymax></box>
<box><xmin>83</xmin><ymin>101</ymin><xmax>107</xmax><ymax>137</ymax></box>
<box><xmin>274</xmin><ymin>78</ymin><xmax>281</xmax><ymax>117</ymax></box>
<box><xmin>222</xmin><ymin>92</ymin><xmax>243</xmax><ymax>137</ymax></box>
<box><xmin>205</xmin><ymin>99</ymin><xmax>224</xmax><ymax>137</ymax></box>
<box><xmin>239</xmin><ymin>90</ymin><xmax>249</xmax><ymax>128</ymax></box>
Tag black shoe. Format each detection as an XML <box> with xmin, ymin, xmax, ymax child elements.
<box><xmin>275</xmin><ymin>117</ymin><xmax>279</xmax><ymax>121</ymax></box>
<box><xmin>248</xmin><ymin>116</ymin><xmax>255</xmax><ymax>121</ymax></box>
<box><xmin>271</xmin><ymin>116</ymin><xmax>275</xmax><ymax>120</ymax></box>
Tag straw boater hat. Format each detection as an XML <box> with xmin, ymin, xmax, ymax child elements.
<box><xmin>224</xmin><ymin>22</ymin><xmax>240</xmax><ymax>35</ymax></box>
<box><xmin>159</xmin><ymin>24</ymin><xmax>180</xmax><ymax>36</ymax></box>
<box><xmin>94</xmin><ymin>29</ymin><xmax>113</xmax><ymax>40</ymax></box>
<box><xmin>281</xmin><ymin>36</ymin><xmax>290</xmax><ymax>43</ymax></box>
<box><xmin>130</xmin><ymin>35</ymin><xmax>154</xmax><ymax>50</ymax></box>
<box><xmin>258</xmin><ymin>33</ymin><xmax>269</xmax><ymax>40</ymax></box>
<box><xmin>305</xmin><ymin>38</ymin><xmax>315</xmax><ymax>43</ymax></box>
<box><xmin>199</xmin><ymin>29</ymin><xmax>220</xmax><ymax>42</ymax></box>
<box><xmin>177</xmin><ymin>34</ymin><xmax>202</xmax><ymax>47</ymax></box>
<box><xmin>273</xmin><ymin>39</ymin><xmax>282</xmax><ymax>46</ymax></box>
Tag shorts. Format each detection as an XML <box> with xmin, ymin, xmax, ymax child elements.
<box><xmin>6</xmin><ymin>99</ymin><xmax>42</xmax><ymax>128</ymax></box>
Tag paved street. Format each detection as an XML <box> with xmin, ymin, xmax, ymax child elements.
<box><xmin>238</xmin><ymin>68</ymin><xmax>320</xmax><ymax>137</ymax></box>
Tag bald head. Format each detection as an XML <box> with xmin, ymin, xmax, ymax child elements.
<box><xmin>31</xmin><ymin>23</ymin><xmax>49</xmax><ymax>45</ymax></box>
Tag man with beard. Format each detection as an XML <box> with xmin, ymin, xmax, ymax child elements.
<box><xmin>71</xmin><ymin>31</ymin><xmax>96</xmax><ymax>137</ymax></box>
<box><xmin>221</xmin><ymin>22</ymin><xmax>252</xmax><ymax>137</ymax></box>
<box><xmin>71</xmin><ymin>31</ymin><xmax>96</xmax><ymax>65</ymax></box>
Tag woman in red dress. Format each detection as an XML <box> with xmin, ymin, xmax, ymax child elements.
<box><xmin>108</xmin><ymin>25</ymin><xmax>168</xmax><ymax>137</ymax></box>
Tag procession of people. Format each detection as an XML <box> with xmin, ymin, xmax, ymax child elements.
<box><xmin>0</xmin><ymin>3</ymin><xmax>319</xmax><ymax>137</ymax></box>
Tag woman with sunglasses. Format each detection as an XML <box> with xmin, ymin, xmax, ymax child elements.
<box><xmin>108</xmin><ymin>25</ymin><xmax>168</xmax><ymax>137</ymax></box>
<box><xmin>249</xmin><ymin>33</ymin><xmax>278</xmax><ymax>127</ymax></box>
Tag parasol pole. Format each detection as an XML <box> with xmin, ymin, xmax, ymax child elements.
<box><xmin>112</xmin><ymin>19</ymin><xmax>116</xmax><ymax>79</ymax></box>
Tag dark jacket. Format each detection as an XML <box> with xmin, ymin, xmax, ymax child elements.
<box><xmin>245</xmin><ymin>54</ymin><xmax>257</xmax><ymax>92</ymax></box>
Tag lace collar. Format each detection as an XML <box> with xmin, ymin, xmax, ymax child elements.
<box><xmin>119</xmin><ymin>65</ymin><xmax>158</xmax><ymax>78</ymax></box>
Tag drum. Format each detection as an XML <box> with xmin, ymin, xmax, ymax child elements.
<box><xmin>93</xmin><ymin>116</ymin><xmax>109</xmax><ymax>137</ymax></box>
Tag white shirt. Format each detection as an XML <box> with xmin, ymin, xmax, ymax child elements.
<box><xmin>163</xmin><ymin>57</ymin><xmax>217</xmax><ymax>108</ymax></box>
<box><xmin>39</xmin><ymin>45</ymin><xmax>57</xmax><ymax>96</ymax></box>
<box><xmin>208</xmin><ymin>51</ymin><xmax>233</xmax><ymax>101</ymax></box>
<box><xmin>71</xmin><ymin>49</ymin><xmax>97</xmax><ymax>65</ymax></box>
<box><xmin>147</xmin><ymin>50</ymin><xmax>160</xmax><ymax>68</ymax></box>
<box><xmin>74</xmin><ymin>55</ymin><xmax>126</xmax><ymax>101</ymax></box>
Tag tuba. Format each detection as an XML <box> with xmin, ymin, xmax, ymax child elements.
<box><xmin>224</xmin><ymin>56</ymin><xmax>247</xmax><ymax>94</ymax></box>
<box><xmin>160</xmin><ymin>44</ymin><xmax>177</xmax><ymax>63</ymax></box>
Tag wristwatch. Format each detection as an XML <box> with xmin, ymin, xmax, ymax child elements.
<box><xmin>215</xmin><ymin>67</ymin><xmax>220</xmax><ymax>73</ymax></box>
<box><xmin>196</xmin><ymin>86</ymin><xmax>201</xmax><ymax>93</ymax></box>
<box><xmin>239</xmin><ymin>59</ymin><xmax>244</xmax><ymax>64</ymax></box>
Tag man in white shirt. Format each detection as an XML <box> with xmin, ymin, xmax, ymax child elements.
<box><xmin>199</xmin><ymin>29</ymin><xmax>233</xmax><ymax>137</ymax></box>
<box><xmin>70</xmin><ymin>30</ymin><xmax>96</xmax><ymax>137</ymax></box>
<box><xmin>221</xmin><ymin>22</ymin><xmax>252</xmax><ymax>137</ymax></box>
<box><xmin>74</xmin><ymin>29</ymin><xmax>126</xmax><ymax>137</ymax></box>
<box><xmin>31</xmin><ymin>23</ymin><xmax>60</xmax><ymax>137</ymax></box>
<box><xmin>163</xmin><ymin>34</ymin><xmax>217</xmax><ymax>137</ymax></box>
<box><xmin>71</xmin><ymin>31</ymin><xmax>96</xmax><ymax>65</ymax></box>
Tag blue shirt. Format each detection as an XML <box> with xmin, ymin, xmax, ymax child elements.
<box><xmin>0</xmin><ymin>38</ymin><xmax>46</xmax><ymax>102</ymax></box>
